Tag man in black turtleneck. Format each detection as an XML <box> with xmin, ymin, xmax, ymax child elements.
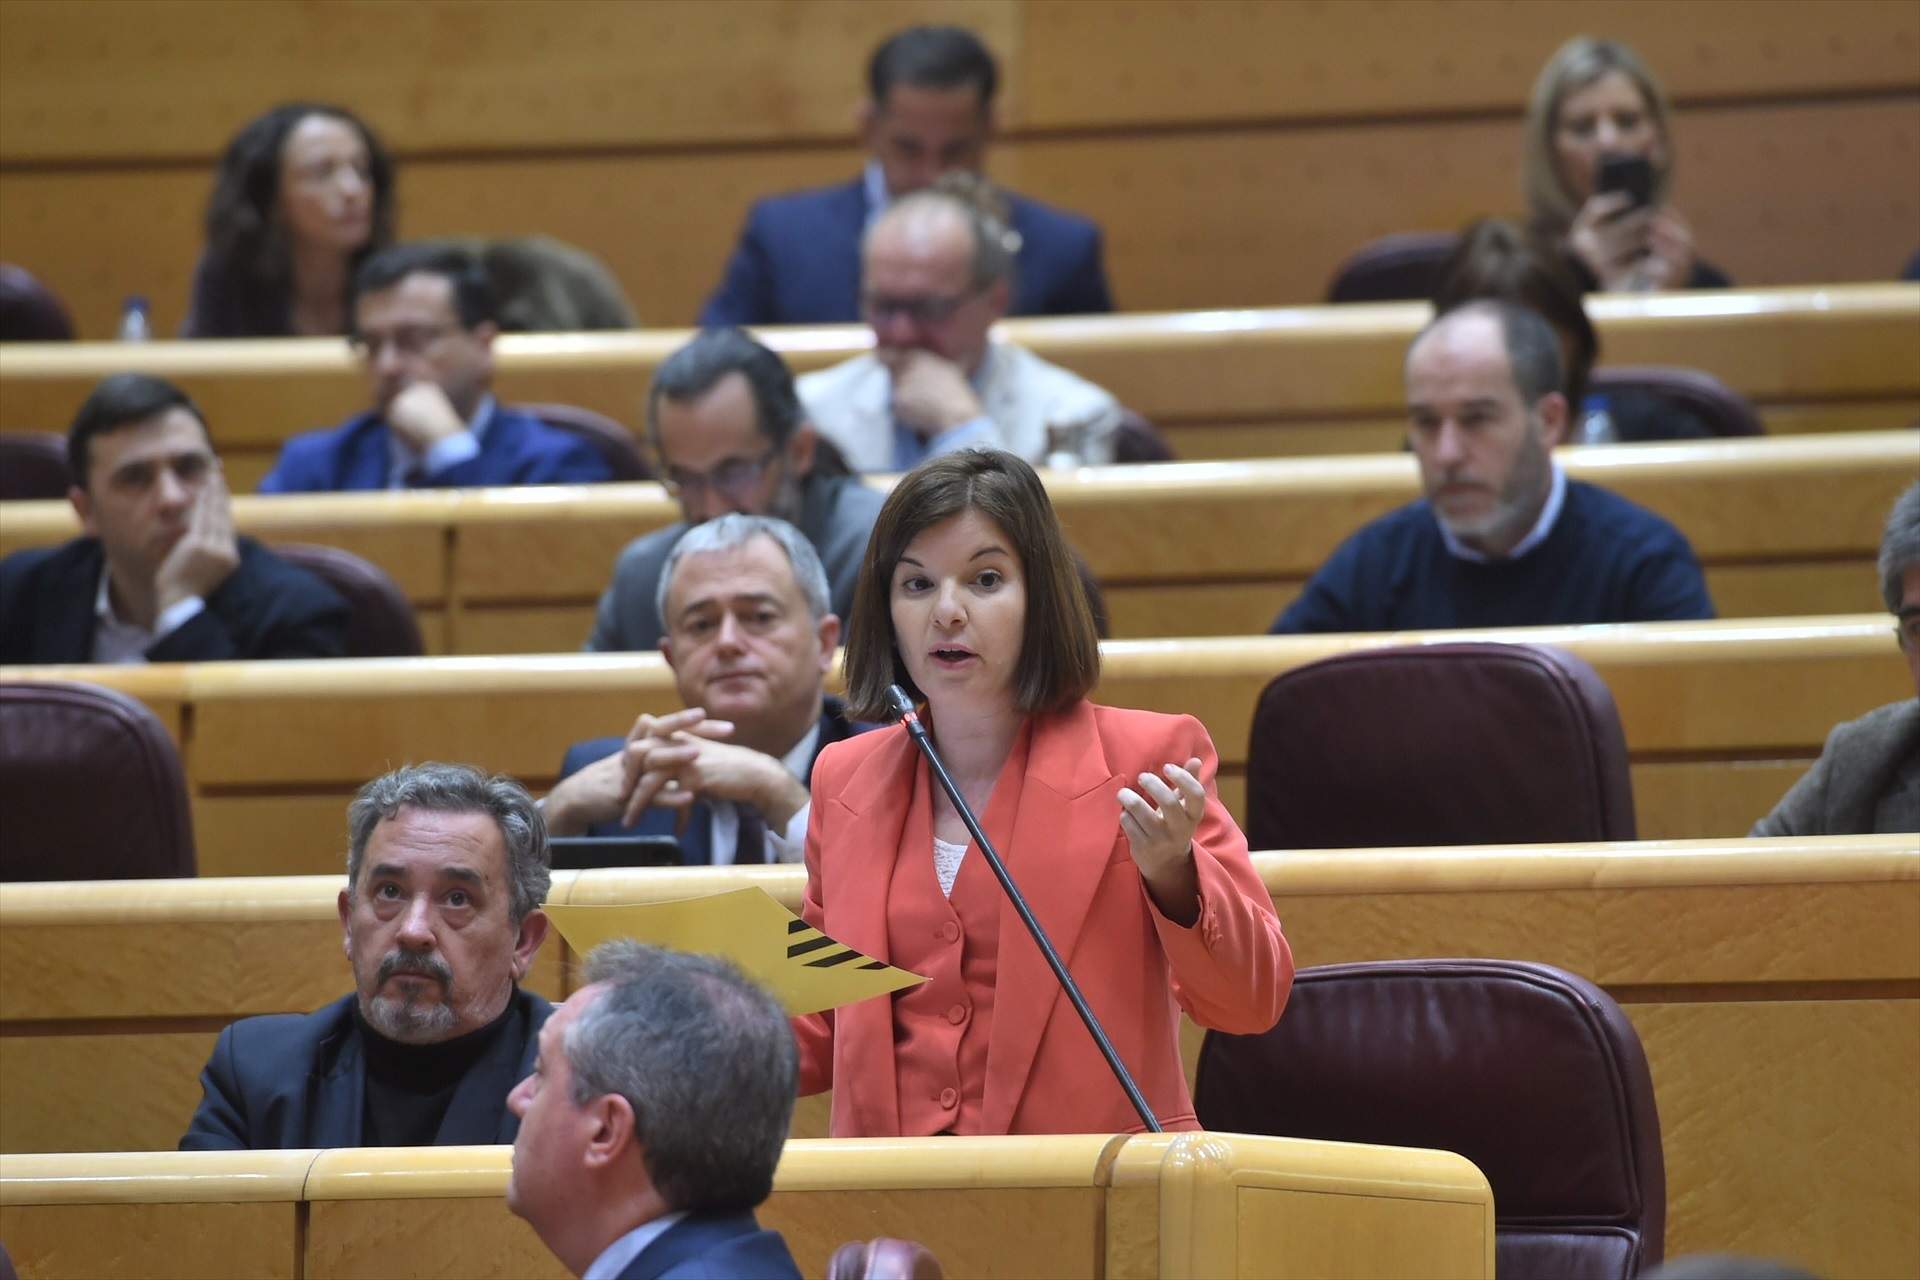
<box><xmin>181</xmin><ymin>763</ymin><xmax>554</xmax><ymax>1150</ymax></box>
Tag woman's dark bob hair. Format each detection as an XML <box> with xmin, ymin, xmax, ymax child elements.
<box><xmin>841</xmin><ymin>449</ymin><xmax>1100</xmax><ymax>721</ymax></box>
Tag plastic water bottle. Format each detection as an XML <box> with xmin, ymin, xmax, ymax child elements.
<box><xmin>118</xmin><ymin>295</ymin><xmax>151</xmax><ymax>342</ymax></box>
<box><xmin>1578</xmin><ymin>393</ymin><xmax>1618</xmax><ymax>445</ymax></box>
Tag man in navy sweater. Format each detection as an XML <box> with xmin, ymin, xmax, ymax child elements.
<box><xmin>1272</xmin><ymin>300</ymin><xmax>1713</xmax><ymax>634</ymax></box>
<box><xmin>698</xmin><ymin>25</ymin><xmax>1111</xmax><ymax>326</ymax></box>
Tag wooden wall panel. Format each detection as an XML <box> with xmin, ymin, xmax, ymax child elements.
<box><xmin>5</xmin><ymin>0</ymin><xmax>1913</xmax><ymax>160</ymax></box>
<box><xmin>0</xmin><ymin>1202</ymin><xmax>299</xmax><ymax>1279</ymax></box>
<box><xmin>1021</xmin><ymin>0</ymin><xmax>1920</xmax><ymax>127</ymax></box>
<box><xmin>7</xmin><ymin>96</ymin><xmax>1913</xmax><ymax>339</ymax></box>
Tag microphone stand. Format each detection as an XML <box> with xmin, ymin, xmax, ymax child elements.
<box><xmin>886</xmin><ymin>685</ymin><xmax>1162</xmax><ymax>1133</ymax></box>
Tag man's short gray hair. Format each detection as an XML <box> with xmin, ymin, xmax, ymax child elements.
<box><xmin>570</xmin><ymin>941</ymin><xmax>796</xmax><ymax>1213</ymax></box>
<box><xmin>1880</xmin><ymin>481</ymin><xmax>1920</xmax><ymax>614</ymax></box>
<box><xmin>654</xmin><ymin>513</ymin><xmax>832</xmax><ymax>628</ymax></box>
<box><xmin>868</xmin><ymin>171</ymin><xmax>1018</xmax><ymax>292</ymax></box>
<box><xmin>346</xmin><ymin>763</ymin><xmax>551</xmax><ymax>925</ymax></box>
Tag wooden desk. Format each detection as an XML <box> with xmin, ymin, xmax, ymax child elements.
<box><xmin>2</xmin><ymin>286</ymin><xmax>1913</xmax><ymax>477</ymax></box>
<box><xmin>0</xmin><ymin>1134</ymin><xmax>1495</xmax><ymax>1279</ymax></box>
<box><xmin>1</xmin><ymin>431</ymin><xmax>1907</xmax><ymax>651</ymax></box>
<box><xmin>2</xmin><ymin>835</ymin><xmax>1910</xmax><ymax>1275</ymax></box>
<box><xmin>0</xmin><ymin>616</ymin><xmax>1902</xmax><ymax>874</ymax></box>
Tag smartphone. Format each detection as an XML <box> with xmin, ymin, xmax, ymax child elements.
<box><xmin>1596</xmin><ymin>154</ymin><xmax>1654</xmax><ymax>209</ymax></box>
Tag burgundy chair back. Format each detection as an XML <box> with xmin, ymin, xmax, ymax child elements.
<box><xmin>0</xmin><ymin>263</ymin><xmax>75</xmax><ymax>342</ymax></box>
<box><xmin>1196</xmin><ymin>959</ymin><xmax>1666</xmax><ymax>1280</ymax></box>
<box><xmin>515</xmin><ymin>402</ymin><xmax>651</xmax><ymax>481</ymax></box>
<box><xmin>0</xmin><ymin>431</ymin><xmax>72</xmax><ymax>500</ymax></box>
<box><xmin>0</xmin><ymin>680</ymin><xmax>195</xmax><ymax>880</ymax></box>
<box><xmin>1588</xmin><ymin>366</ymin><xmax>1764</xmax><ymax>438</ymax></box>
<box><xmin>1111</xmin><ymin>408</ymin><xmax>1177</xmax><ymax>463</ymax></box>
<box><xmin>1247</xmin><ymin>642</ymin><xmax>1635</xmax><ymax>850</ymax></box>
<box><xmin>827</xmin><ymin>1238</ymin><xmax>945</xmax><ymax>1280</ymax></box>
<box><xmin>272</xmin><ymin>543</ymin><xmax>424</xmax><ymax>658</ymax></box>
<box><xmin>1326</xmin><ymin>231</ymin><xmax>1461</xmax><ymax>303</ymax></box>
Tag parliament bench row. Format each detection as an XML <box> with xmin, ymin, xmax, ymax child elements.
<box><xmin>0</xmin><ymin>616</ymin><xmax>1904</xmax><ymax>876</ymax></box>
<box><xmin>2</xmin><ymin>835</ymin><xmax>1912</xmax><ymax>1275</ymax></box>
<box><xmin>0</xmin><ymin>1133</ymin><xmax>1494</xmax><ymax>1280</ymax></box>
<box><xmin>1</xmin><ymin>431</ymin><xmax>1907</xmax><ymax>651</ymax></box>
<box><xmin>0</xmin><ymin>285</ymin><xmax>1914</xmax><ymax>481</ymax></box>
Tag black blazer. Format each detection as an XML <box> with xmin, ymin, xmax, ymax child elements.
<box><xmin>617</xmin><ymin>1211</ymin><xmax>800</xmax><ymax>1280</ymax></box>
<box><xmin>179</xmin><ymin>989</ymin><xmax>551</xmax><ymax>1151</ymax></box>
<box><xmin>0</xmin><ymin>536</ymin><xmax>349</xmax><ymax>664</ymax></box>
<box><xmin>557</xmin><ymin>697</ymin><xmax>872</xmax><ymax>861</ymax></box>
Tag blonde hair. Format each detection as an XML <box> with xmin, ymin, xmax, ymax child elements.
<box><xmin>1522</xmin><ymin>36</ymin><xmax>1675</xmax><ymax>230</ymax></box>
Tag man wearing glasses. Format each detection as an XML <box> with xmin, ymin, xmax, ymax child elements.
<box><xmin>258</xmin><ymin>244</ymin><xmax>612</xmax><ymax>492</ymax></box>
<box><xmin>585</xmin><ymin>327</ymin><xmax>884</xmax><ymax>652</ymax></box>
<box><xmin>797</xmin><ymin>174</ymin><xmax>1120</xmax><ymax>473</ymax></box>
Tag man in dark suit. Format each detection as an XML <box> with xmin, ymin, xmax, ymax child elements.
<box><xmin>180</xmin><ymin>763</ymin><xmax>555</xmax><ymax>1149</ymax></box>
<box><xmin>0</xmin><ymin>373</ymin><xmax>348</xmax><ymax>664</ymax></box>
<box><xmin>258</xmin><ymin>244</ymin><xmax>612</xmax><ymax>492</ymax></box>
<box><xmin>508</xmin><ymin>941</ymin><xmax>801</xmax><ymax>1279</ymax></box>
<box><xmin>698</xmin><ymin>24</ymin><xmax>1112</xmax><ymax>326</ymax></box>
<box><xmin>585</xmin><ymin>327</ymin><xmax>884</xmax><ymax>653</ymax></box>
<box><xmin>551</xmin><ymin>514</ymin><xmax>871</xmax><ymax>864</ymax></box>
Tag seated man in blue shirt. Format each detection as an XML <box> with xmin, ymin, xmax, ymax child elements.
<box><xmin>798</xmin><ymin>175</ymin><xmax>1120</xmax><ymax>473</ymax></box>
<box><xmin>699</xmin><ymin>24</ymin><xmax>1111</xmax><ymax>327</ymax></box>
<box><xmin>259</xmin><ymin>244</ymin><xmax>612</xmax><ymax>492</ymax></box>
<box><xmin>1272</xmin><ymin>299</ymin><xmax>1714</xmax><ymax>633</ymax></box>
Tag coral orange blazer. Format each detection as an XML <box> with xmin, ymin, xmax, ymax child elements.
<box><xmin>793</xmin><ymin>699</ymin><xmax>1293</xmax><ymax>1136</ymax></box>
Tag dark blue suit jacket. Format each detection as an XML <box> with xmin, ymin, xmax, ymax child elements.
<box><xmin>699</xmin><ymin>177</ymin><xmax>1112</xmax><ymax>325</ymax></box>
<box><xmin>557</xmin><ymin>697</ymin><xmax>871</xmax><ymax>862</ymax></box>
<box><xmin>617</xmin><ymin>1211</ymin><xmax>800</xmax><ymax>1280</ymax></box>
<box><xmin>178</xmin><ymin>989</ymin><xmax>551</xmax><ymax>1150</ymax></box>
<box><xmin>0</xmin><ymin>536</ymin><xmax>349</xmax><ymax>664</ymax></box>
<box><xmin>258</xmin><ymin>405</ymin><xmax>612</xmax><ymax>493</ymax></box>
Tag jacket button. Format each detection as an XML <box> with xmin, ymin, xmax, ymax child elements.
<box><xmin>939</xmin><ymin>1087</ymin><xmax>958</xmax><ymax>1110</ymax></box>
<box><xmin>940</xmin><ymin>921</ymin><xmax>959</xmax><ymax>942</ymax></box>
<box><xmin>947</xmin><ymin>1003</ymin><xmax>967</xmax><ymax>1025</ymax></box>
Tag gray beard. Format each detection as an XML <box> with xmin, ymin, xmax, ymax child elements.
<box><xmin>362</xmin><ymin>989</ymin><xmax>457</xmax><ymax>1044</ymax></box>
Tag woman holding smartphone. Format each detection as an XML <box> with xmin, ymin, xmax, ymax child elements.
<box><xmin>1522</xmin><ymin>37</ymin><xmax>1729</xmax><ymax>293</ymax></box>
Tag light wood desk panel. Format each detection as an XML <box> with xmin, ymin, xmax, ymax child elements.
<box><xmin>0</xmin><ymin>616</ymin><xmax>1903</xmax><ymax>873</ymax></box>
<box><xmin>0</xmin><ymin>1136</ymin><xmax>1493</xmax><ymax>1280</ymax></box>
<box><xmin>2</xmin><ymin>287</ymin><xmax>1912</xmax><ymax>465</ymax></box>
<box><xmin>2</xmin><ymin>432</ymin><xmax>1906</xmax><ymax>651</ymax></box>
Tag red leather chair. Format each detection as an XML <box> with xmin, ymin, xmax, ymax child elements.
<box><xmin>827</xmin><ymin>1238</ymin><xmax>944</xmax><ymax>1280</ymax></box>
<box><xmin>0</xmin><ymin>680</ymin><xmax>195</xmax><ymax>880</ymax></box>
<box><xmin>1326</xmin><ymin>232</ymin><xmax>1461</xmax><ymax>303</ymax></box>
<box><xmin>1588</xmin><ymin>366</ymin><xmax>1764</xmax><ymax>438</ymax></box>
<box><xmin>1247</xmin><ymin>642</ymin><xmax>1635</xmax><ymax>850</ymax></box>
<box><xmin>0</xmin><ymin>263</ymin><xmax>75</xmax><ymax>342</ymax></box>
<box><xmin>0</xmin><ymin>430</ymin><xmax>72</xmax><ymax>500</ymax></box>
<box><xmin>1111</xmin><ymin>408</ymin><xmax>1176</xmax><ymax>463</ymax></box>
<box><xmin>515</xmin><ymin>402</ymin><xmax>651</xmax><ymax>481</ymax></box>
<box><xmin>272</xmin><ymin>543</ymin><xmax>424</xmax><ymax>657</ymax></box>
<box><xmin>1197</xmin><ymin>959</ymin><xmax>1666</xmax><ymax>1280</ymax></box>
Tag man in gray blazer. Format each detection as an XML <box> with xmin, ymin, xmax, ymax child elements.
<box><xmin>586</xmin><ymin>328</ymin><xmax>883</xmax><ymax>652</ymax></box>
<box><xmin>1752</xmin><ymin>482</ymin><xmax>1920</xmax><ymax>836</ymax></box>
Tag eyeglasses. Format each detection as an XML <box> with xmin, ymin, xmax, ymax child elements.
<box><xmin>662</xmin><ymin>444</ymin><xmax>781</xmax><ymax>503</ymax></box>
<box><xmin>860</xmin><ymin>285</ymin><xmax>986</xmax><ymax>327</ymax></box>
<box><xmin>348</xmin><ymin>324</ymin><xmax>457</xmax><ymax>359</ymax></box>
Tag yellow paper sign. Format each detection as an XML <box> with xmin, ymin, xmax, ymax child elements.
<box><xmin>544</xmin><ymin>887</ymin><xmax>925</xmax><ymax>1016</ymax></box>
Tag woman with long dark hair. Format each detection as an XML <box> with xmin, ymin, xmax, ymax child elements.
<box><xmin>183</xmin><ymin>103</ymin><xmax>395</xmax><ymax>338</ymax></box>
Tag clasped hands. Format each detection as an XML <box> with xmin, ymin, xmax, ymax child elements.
<box><xmin>542</xmin><ymin>707</ymin><xmax>807</xmax><ymax>838</ymax></box>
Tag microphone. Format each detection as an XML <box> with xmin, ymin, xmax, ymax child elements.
<box><xmin>885</xmin><ymin>685</ymin><xmax>1161</xmax><ymax>1133</ymax></box>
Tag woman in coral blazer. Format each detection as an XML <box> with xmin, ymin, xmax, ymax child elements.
<box><xmin>793</xmin><ymin>449</ymin><xmax>1292</xmax><ymax>1137</ymax></box>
